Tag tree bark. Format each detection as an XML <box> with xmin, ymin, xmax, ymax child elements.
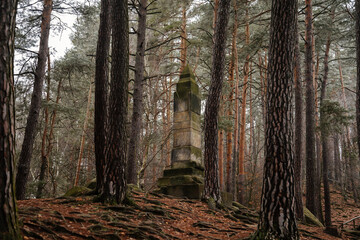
<box><xmin>36</xmin><ymin>52</ymin><xmax>51</xmax><ymax>198</ymax></box>
<box><xmin>127</xmin><ymin>0</ymin><xmax>147</xmax><ymax>185</ymax></box>
<box><xmin>294</xmin><ymin>16</ymin><xmax>304</xmax><ymax>220</ymax></box>
<box><xmin>203</xmin><ymin>0</ymin><xmax>231</xmax><ymax>203</ymax></box>
<box><xmin>320</xmin><ymin>36</ymin><xmax>332</xmax><ymax>227</ymax></box>
<box><xmin>304</xmin><ymin>0</ymin><xmax>320</xmax><ymax>219</ymax></box>
<box><xmin>74</xmin><ymin>84</ymin><xmax>92</xmax><ymax>187</ymax></box>
<box><xmin>356</xmin><ymin>0</ymin><xmax>360</xmax><ymax>198</ymax></box>
<box><xmin>238</xmin><ymin>6</ymin><xmax>250</xmax><ymax>204</ymax></box>
<box><xmin>16</xmin><ymin>0</ymin><xmax>53</xmax><ymax>200</ymax></box>
<box><xmin>256</xmin><ymin>0</ymin><xmax>299</xmax><ymax>238</ymax></box>
<box><xmin>180</xmin><ymin>3</ymin><xmax>187</xmax><ymax>72</ymax></box>
<box><xmin>101</xmin><ymin>0</ymin><xmax>129</xmax><ymax>204</ymax></box>
<box><xmin>226</xmin><ymin>0</ymin><xmax>237</xmax><ymax>194</ymax></box>
<box><xmin>0</xmin><ymin>0</ymin><xmax>21</xmax><ymax>238</ymax></box>
<box><xmin>94</xmin><ymin>0</ymin><xmax>111</xmax><ymax>193</ymax></box>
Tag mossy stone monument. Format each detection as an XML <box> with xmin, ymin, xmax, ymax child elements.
<box><xmin>157</xmin><ymin>66</ymin><xmax>204</xmax><ymax>199</ymax></box>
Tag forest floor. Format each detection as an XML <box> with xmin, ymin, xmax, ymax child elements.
<box><xmin>18</xmin><ymin>186</ymin><xmax>360</xmax><ymax>240</ymax></box>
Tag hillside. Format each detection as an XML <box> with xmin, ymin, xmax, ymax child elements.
<box><xmin>18</xmin><ymin>187</ymin><xmax>360</xmax><ymax>240</ymax></box>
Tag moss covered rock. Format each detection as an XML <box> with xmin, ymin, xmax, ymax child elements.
<box><xmin>63</xmin><ymin>186</ymin><xmax>91</xmax><ymax>197</ymax></box>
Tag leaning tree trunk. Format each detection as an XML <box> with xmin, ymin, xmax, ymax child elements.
<box><xmin>127</xmin><ymin>0</ymin><xmax>147</xmax><ymax>185</ymax></box>
<box><xmin>94</xmin><ymin>0</ymin><xmax>111</xmax><ymax>193</ymax></box>
<box><xmin>101</xmin><ymin>0</ymin><xmax>129</xmax><ymax>204</ymax></box>
<box><xmin>0</xmin><ymin>0</ymin><xmax>21</xmax><ymax>238</ymax></box>
<box><xmin>255</xmin><ymin>0</ymin><xmax>299</xmax><ymax>239</ymax></box>
<box><xmin>203</xmin><ymin>0</ymin><xmax>231</xmax><ymax>204</ymax></box>
<box><xmin>16</xmin><ymin>0</ymin><xmax>53</xmax><ymax>200</ymax></box>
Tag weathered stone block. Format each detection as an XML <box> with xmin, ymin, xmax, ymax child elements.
<box><xmin>160</xmin><ymin>184</ymin><xmax>204</xmax><ymax>199</ymax></box>
<box><xmin>171</xmin><ymin>146</ymin><xmax>202</xmax><ymax>164</ymax></box>
<box><xmin>173</xmin><ymin>130</ymin><xmax>201</xmax><ymax>149</ymax></box>
<box><xmin>174</xmin><ymin>111</ymin><xmax>200</xmax><ymax>123</ymax></box>
<box><xmin>157</xmin><ymin>175</ymin><xmax>204</xmax><ymax>187</ymax></box>
<box><xmin>163</xmin><ymin>167</ymin><xmax>204</xmax><ymax>177</ymax></box>
<box><xmin>174</xmin><ymin>93</ymin><xmax>201</xmax><ymax>114</ymax></box>
<box><xmin>171</xmin><ymin>160</ymin><xmax>204</xmax><ymax>170</ymax></box>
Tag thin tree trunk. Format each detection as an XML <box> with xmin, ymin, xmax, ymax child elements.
<box><xmin>333</xmin><ymin>134</ymin><xmax>341</xmax><ymax>185</ymax></box>
<box><xmin>16</xmin><ymin>0</ymin><xmax>53</xmax><ymax>200</ymax></box>
<box><xmin>180</xmin><ymin>3</ymin><xmax>187</xmax><ymax>72</ymax></box>
<box><xmin>203</xmin><ymin>0</ymin><xmax>231</xmax><ymax>203</ymax></box>
<box><xmin>75</xmin><ymin>83</ymin><xmax>93</xmax><ymax>187</ymax></box>
<box><xmin>256</xmin><ymin>0</ymin><xmax>299</xmax><ymax>238</ymax></box>
<box><xmin>304</xmin><ymin>0</ymin><xmax>320</xmax><ymax>219</ymax></box>
<box><xmin>232</xmin><ymin>39</ymin><xmax>240</xmax><ymax>200</ymax></box>
<box><xmin>226</xmin><ymin>0</ymin><xmax>237</xmax><ymax>194</ymax></box>
<box><xmin>238</xmin><ymin>6</ymin><xmax>250</xmax><ymax>204</ymax></box>
<box><xmin>320</xmin><ymin>35</ymin><xmax>332</xmax><ymax>227</ymax></box>
<box><xmin>0</xmin><ymin>0</ymin><xmax>21</xmax><ymax>237</ymax></box>
<box><xmin>36</xmin><ymin>52</ymin><xmax>51</xmax><ymax>198</ymax></box>
<box><xmin>355</xmin><ymin>0</ymin><xmax>360</xmax><ymax>203</ymax></box>
<box><xmin>127</xmin><ymin>0</ymin><xmax>147</xmax><ymax>184</ymax></box>
<box><xmin>94</xmin><ymin>0</ymin><xmax>111</xmax><ymax>193</ymax></box>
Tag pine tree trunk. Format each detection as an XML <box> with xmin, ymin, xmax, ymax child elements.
<box><xmin>356</xmin><ymin>0</ymin><xmax>360</xmax><ymax>198</ymax></box>
<box><xmin>16</xmin><ymin>0</ymin><xmax>53</xmax><ymax>200</ymax></box>
<box><xmin>36</xmin><ymin>52</ymin><xmax>51</xmax><ymax>198</ymax></box>
<box><xmin>304</xmin><ymin>0</ymin><xmax>320</xmax><ymax>219</ymax></box>
<box><xmin>226</xmin><ymin>0</ymin><xmax>237</xmax><ymax>194</ymax></box>
<box><xmin>75</xmin><ymin>84</ymin><xmax>92</xmax><ymax>187</ymax></box>
<box><xmin>320</xmin><ymin>36</ymin><xmax>332</xmax><ymax>227</ymax></box>
<box><xmin>95</xmin><ymin>0</ymin><xmax>111</xmax><ymax>193</ymax></box>
<box><xmin>256</xmin><ymin>0</ymin><xmax>299</xmax><ymax>238</ymax></box>
<box><xmin>203</xmin><ymin>0</ymin><xmax>231</xmax><ymax>203</ymax></box>
<box><xmin>294</xmin><ymin>17</ymin><xmax>304</xmax><ymax>220</ymax></box>
<box><xmin>333</xmin><ymin>134</ymin><xmax>341</xmax><ymax>184</ymax></box>
<box><xmin>180</xmin><ymin>3</ymin><xmax>187</xmax><ymax>72</ymax></box>
<box><xmin>127</xmin><ymin>0</ymin><xmax>147</xmax><ymax>185</ymax></box>
<box><xmin>238</xmin><ymin>6</ymin><xmax>250</xmax><ymax>204</ymax></box>
<box><xmin>0</xmin><ymin>0</ymin><xmax>21</xmax><ymax>238</ymax></box>
<box><xmin>102</xmin><ymin>0</ymin><xmax>128</xmax><ymax>203</ymax></box>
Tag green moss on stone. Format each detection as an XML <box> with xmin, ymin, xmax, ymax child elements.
<box><xmin>64</xmin><ymin>186</ymin><xmax>91</xmax><ymax>197</ymax></box>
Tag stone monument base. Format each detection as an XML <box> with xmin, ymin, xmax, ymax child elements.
<box><xmin>157</xmin><ymin>160</ymin><xmax>204</xmax><ymax>199</ymax></box>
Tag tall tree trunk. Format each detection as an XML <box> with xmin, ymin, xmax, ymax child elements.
<box><xmin>74</xmin><ymin>84</ymin><xmax>92</xmax><ymax>187</ymax></box>
<box><xmin>36</xmin><ymin>52</ymin><xmax>51</xmax><ymax>198</ymax></box>
<box><xmin>203</xmin><ymin>0</ymin><xmax>231</xmax><ymax>203</ymax></box>
<box><xmin>37</xmin><ymin>77</ymin><xmax>62</xmax><ymax>197</ymax></box>
<box><xmin>0</xmin><ymin>0</ymin><xmax>21</xmax><ymax>238</ymax></box>
<box><xmin>304</xmin><ymin>0</ymin><xmax>320</xmax><ymax>219</ymax></box>
<box><xmin>294</xmin><ymin>16</ymin><xmax>304</xmax><ymax>220</ymax></box>
<box><xmin>238</xmin><ymin>6</ymin><xmax>250</xmax><ymax>204</ymax></box>
<box><xmin>94</xmin><ymin>0</ymin><xmax>111</xmax><ymax>193</ymax></box>
<box><xmin>320</xmin><ymin>36</ymin><xmax>332</xmax><ymax>227</ymax></box>
<box><xmin>232</xmin><ymin>37</ymin><xmax>240</xmax><ymax>200</ymax></box>
<box><xmin>16</xmin><ymin>0</ymin><xmax>53</xmax><ymax>200</ymax></box>
<box><xmin>256</xmin><ymin>0</ymin><xmax>299</xmax><ymax>238</ymax></box>
<box><xmin>356</xmin><ymin>0</ymin><xmax>360</xmax><ymax>199</ymax></box>
<box><xmin>102</xmin><ymin>0</ymin><xmax>129</xmax><ymax>204</ymax></box>
<box><xmin>226</xmin><ymin>0</ymin><xmax>237</xmax><ymax>194</ymax></box>
<box><xmin>127</xmin><ymin>0</ymin><xmax>147</xmax><ymax>185</ymax></box>
<box><xmin>180</xmin><ymin>3</ymin><xmax>187</xmax><ymax>72</ymax></box>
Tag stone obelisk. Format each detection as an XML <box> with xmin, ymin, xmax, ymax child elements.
<box><xmin>157</xmin><ymin>66</ymin><xmax>204</xmax><ymax>199</ymax></box>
